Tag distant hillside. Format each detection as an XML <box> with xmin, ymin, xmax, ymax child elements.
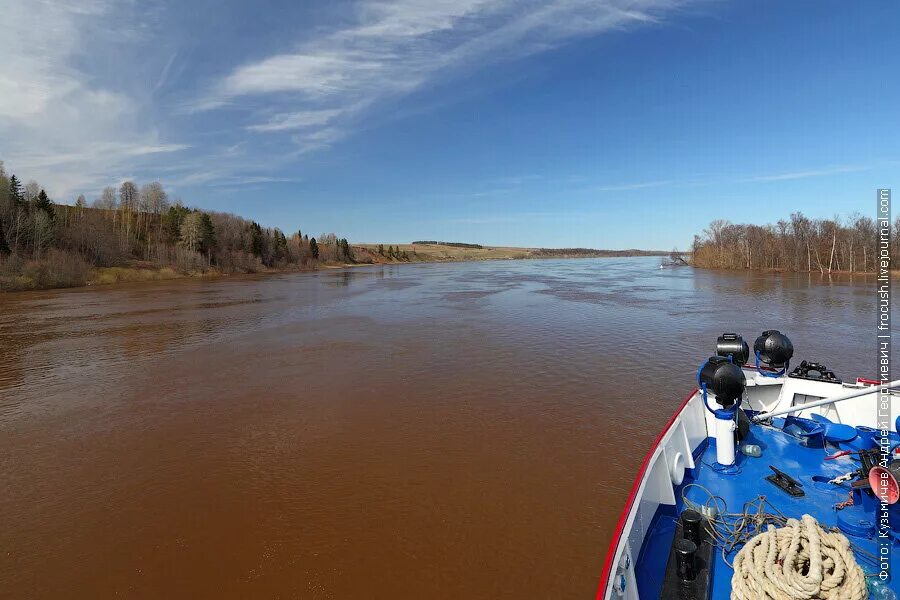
<box><xmin>358</xmin><ymin>243</ymin><xmax>668</xmax><ymax>263</ymax></box>
<box><xmin>531</xmin><ymin>248</ymin><xmax>668</xmax><ymax>258</ymax></box>
<box><xmin>411</xmin><ymin>241</ymin><xmax>484</xmax><ymax>249</ymax></box>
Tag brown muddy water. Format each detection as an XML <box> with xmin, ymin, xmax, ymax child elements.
<box><xmin>0</xmin><ymin>258</ymin><xmax>885</xmax><ymax>598</ymax></box>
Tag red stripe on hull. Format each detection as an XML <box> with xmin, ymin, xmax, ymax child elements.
<box><xmin>595</xmin><ymin>387</ymin><xmax>697</xmax><ymax>599</ymax></box>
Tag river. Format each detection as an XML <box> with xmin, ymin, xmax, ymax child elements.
<box><xmin>0</xmin><ymin>257</ymin><xmax>884</xmax><ymax>598</ymax></box>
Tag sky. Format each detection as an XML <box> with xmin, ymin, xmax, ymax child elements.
<box><xmin>1</xmin><ymin>0</ymin><xmax>897</xmax><ymax>249</ymax></box>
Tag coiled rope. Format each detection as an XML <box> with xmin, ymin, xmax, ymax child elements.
<box><xmin>731</xmin><ymin>514</ymin><xmax>868</xmax><ymax>600</ymax></box>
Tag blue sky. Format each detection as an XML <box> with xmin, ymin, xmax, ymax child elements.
<box><xmin>1</xmin><ymin>1</ymin><xmax>897</xmax><ymax>249</ymax></box>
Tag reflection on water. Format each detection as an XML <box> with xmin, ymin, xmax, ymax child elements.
<box><xmin>0</xmin><ymin>258</ymin><xmax>887</xmax><ymax>598</ymax></box>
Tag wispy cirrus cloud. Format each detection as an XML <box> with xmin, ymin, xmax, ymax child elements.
<box><xmin>577</xmin><ymin>161</ymin><xmax>899</xmax><ymax>195</ymax></box>
<box><xmin>246</xmin><ymin>109</ymin><xmax>344</xmax><ymax>133</ymax></box>
<box><xmin>196</xmin><ymin>0</ymin><xmax>690</xmax><ymax>152</ymax></box>
<box><xmin>1</xmin><ymin>0</ymin><xmax>694</xmax><ymax>200</ymax></box>
<box><xmin>589</xmin><ymin>179</ymin><xmax>676</xmax><ymax>192</ymax></box>
<box><xmin>0</xmin><ymin>0</ymin><xmax>189</xmax><ymax>197</ymax></box>
<box><xmin>740</xmin><ymin>163</ymin><xmax>877</xmax><ymax>183</ymax></box>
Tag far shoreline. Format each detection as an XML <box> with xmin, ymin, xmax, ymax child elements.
<box><xmin>0</xmin><ymin>249</ymin><xmax>669</xmax><ymax>294</ymax></box>
<box><xmin>6</xmin><ymin>248</ymin><xmax>892</xmax><ymax>294</ymax></box>
<box><xmin>0</xmin><ymin>244</ymin><xmax>668</xmax><ymax>294</ymax></box>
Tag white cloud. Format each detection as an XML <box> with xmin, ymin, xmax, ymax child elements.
<box><xmin>0</xmin><ymin>0</ymin><xmax>693</xmax><ymax>199</ymax></box>
<box><xmin>208</xmin><ymin>176</ymin><xmax>302</xmax><ymax>187</ymax></box>
<box><xmin>578</xmin><ymin>160</ymin><xmax>900</xmax><ymax>195</ymax></box>
<box><xmin>590</xmin><ymin>179</ymin><xmax>675</xmax><ymax>192</ymax></box>
<box><xmin>742</xmin><ymin>164</ymin><xmax>873</xmax><ymax>182</ymax></box>
<box><xmin>197</xmin><ymin>0</ymin><xmax>687</xmax><ymax>152</ymax></box>
<box><xmin>247</xmin><ymin>109</ymin><xmax>344</xmax><ymax>132</ymax></box>
<box><xmin>0</xmin><ymin>0</ymin><xmax>185</xmax><ymax>198</ymax></box>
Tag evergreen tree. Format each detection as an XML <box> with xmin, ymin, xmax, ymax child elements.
<box><xmin>378</xmin><ymin>243</ymin><xmax>384</xmax><ymax>255</ymax></box>
<box><xmin>309</xmin><ymin>237</ymin><xmax>319</xmax><ymax>259</ymax></box>
<box><xmin>272</xmin><ymin>229</ymin><xmax>288</xmax><ymax>262</ymax></box>
<box><xmin>388</xmin><ymin>245</ymin><xmax>394</xmax><ymax>258</ymax></box>
<box><xmin>8</xmin><ymin>175</ymin><xmax>22</xmax><ymax>205</ymax></box>
<box><xmin>35</xmin><ymin>189</ymin><xmax>54</xmax><ymax>220</ymax></box>
<box><xmin>163</xmin><ymin>204</ymin><xmax>190</xmax><ymax>243</ymax></box>
<box><xmin>0</xmin><ymin>218</ymin><xmax>9</xmax><ymax>255</ymax></box>
<box><xmin>341</xmin><ymin>238</ymin><xmax>353</xmax><ymax>262</ymax></box>
<box><xmin>248</xmin><ymin>222</ymin><xmax>264</xmax><ymax>256</ymax></box>
<box><xmin>199</xmin><ymin>213</ymin><xmax>216</xmax><ymax>256</ymax></box>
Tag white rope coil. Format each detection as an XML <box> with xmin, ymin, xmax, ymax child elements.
<box><xmin>731</xmin><ymin>514</ymin><xmax>868</xmax><ymax>600</ymax></box>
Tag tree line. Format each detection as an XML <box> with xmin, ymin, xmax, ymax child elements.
<box><xmin>376</xmin><ymin>244</ymin><xmax>411</xmax><ymax>260</ymax></box>
<box><xmin>0</xmin><ymin>160</ymin><xmax>356</xmax><ymax>290</ymax></box>
<box><xmin>691</xmin><ymin>212</ymin><xmax>898</xmax><ymax>273</ymax></box>
<box><xmin>411</xmin><ymin>241</ymin><xmax>484</xmax><ymax>249</ymax></box>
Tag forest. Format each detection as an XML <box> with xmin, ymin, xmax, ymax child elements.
<box><xmin>691</xmin><ymin>212</ymin><xmax>899</xmax><ymax>273</ymax></box>
<box><xmin>0</xmin><ymin>161</ymin><xmax>367</xmax><ymax>291</ymax></box>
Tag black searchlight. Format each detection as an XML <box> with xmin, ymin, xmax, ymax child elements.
<box><xmin>754</xmin><ymin>330</ymin><xmax>794</xmax><ymax>369</ymax></box>
<box><xmin>698</xmin><ymin>356</ymin><xmax>746</xmax><ymax>408</ymax></box>
<box><xmin>716</xmin><ymin>333</ymin><xmax>749</xmax><ymax>367</ymax></box>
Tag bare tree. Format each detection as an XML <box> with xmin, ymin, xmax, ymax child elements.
<box><xmin>179</xmin><ymin>211</ymin><xmax>204</xmax><ymax>252</ymax></box>
<box><xmin>119</xmin><ymin>181</ymin><xmax>138</xmax><ymax>211</ymax></box>
<box><xmin>32</xmin><ymin>210</ymin><xmax>53</xmax><ymax>259</ymax></box>
<box><xmin>24</xmin><ymin>180</ymin><xmax>41</xmax><ymax>205</ymax></box>
<box><xmin>692</xmin><ymin>211</ymin><xmax>886</xmax><ymax>273</ymax></box>
<box><xmin>93</xmin><ymin>187</ymin><xmax>117</xmax><ymax>210</ymax></box>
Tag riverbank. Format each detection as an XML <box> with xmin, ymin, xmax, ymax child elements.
<box><xmin>0</xmin><ymin>243</ymin><xmax>668</xmax><ymax>292</ymax></box>
<box><xmin>0</xmin><ymin>259</ymin><xmax>315</xmax><ymax>292</ymax></box>
<box><xmin>688</xmin><ymin>261</ymin><xmax>898</xmax><ymax>277</ymax></box>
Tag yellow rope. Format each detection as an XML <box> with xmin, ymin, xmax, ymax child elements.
<box><xmin>731</xmin><ymin>515</ymin><xmax>868</xmax><ymax>600</ymax></box>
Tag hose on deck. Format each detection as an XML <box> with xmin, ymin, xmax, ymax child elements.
<box><xmin>731</xmin><ymin>514</ymin><xmax>868</xmax><ymax>600</ymax></box>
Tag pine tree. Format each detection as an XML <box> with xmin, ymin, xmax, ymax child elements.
<box><xmin>200</xmin><ymin>213</ymin><xmax>216</xmax><ymax>256</ymax></box>
<box><xmin>272</xmin><ymin>229</ymin><xmax>288</xmax><ymax>262</ymax></box>
<box><xmin>0</xmin><ymin>218</ymin><xmax>9</xmax><ymax>255</ymax></box>
<box><xmin>309</xmin><ymin>237</ymin><xmax>319</xmax><ymax>259</ymax></box>
<box><xmin>8</xmin><ymin>175</ymin><xmax>22</xmax><ymax>205</ymax></box>
<box><xmin>248</xmin><ymin>222</ymin><xmax>264</xmax><ymax>256</ymax></box>
<box><xmin>378</xmin><ymin>243</ymin><xmax>384</xmax><ymax>255</ymax></box>
<box><xmin>163</xmin><ymin>204</ymin><xmax>189</xmax><ymax>243</ymax></box>
<box><xmin>35</xmin><ymin>189</ymin><xmax>54</xmax><ymax>220</ymax></box>
<box><xmin>340</xmin><ymin>238</ymin><xmax>353</xmax><ymax>262</ymax></box>
<box><xmin>388</xmin><ymin>245</ymin><xmax>394</xmax><ymax>258</ymax></box>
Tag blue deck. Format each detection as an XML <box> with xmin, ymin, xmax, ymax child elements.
<box><xmin>636</xmin><ymin>422</ymin><xmax>899</xmax><ymax>598</ymax></box>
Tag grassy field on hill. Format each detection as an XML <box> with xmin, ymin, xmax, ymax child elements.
<box><xmin>355</xmin><ymin>243</ymin><xmax>668</xmax><ymax>263</ymax></box>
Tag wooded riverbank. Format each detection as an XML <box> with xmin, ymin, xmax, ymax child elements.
<box><xmin>690</xmin><ymin>212</ymin><xmax>897</xmax><ymax>274</ymax></box>
<box><xmin>0</xmin><ymin>161</ymin><xmax>669</xmax><ymax>292</ymax></box>
<box><xmin>1</xmin><ymin>241</ymin><xmax>670</xmax><ymax>292</ymax></box>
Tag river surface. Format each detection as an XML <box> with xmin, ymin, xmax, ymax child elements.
<box><xmin>0</xmin><ymin>258</ymin><xmax>885</xmax><ymax>598</ymax></box>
